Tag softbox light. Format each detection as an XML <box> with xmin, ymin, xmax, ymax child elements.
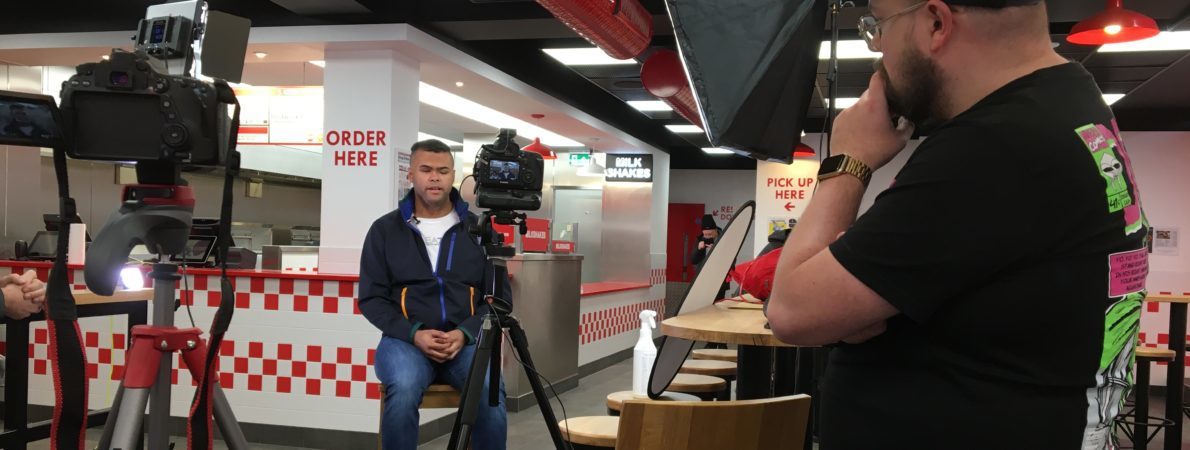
<box><xmin>665</xmin><ymin>0</ymin><xmax>826</xmax><ymax>163</ymax></box>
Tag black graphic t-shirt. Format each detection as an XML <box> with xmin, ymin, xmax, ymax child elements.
<box><xmin>825</xmin><ymin>63</ymin><xmax>1149</xmax><ymax>450</ymax></box>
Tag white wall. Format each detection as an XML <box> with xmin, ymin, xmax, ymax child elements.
<box><xmin>1122</xmin><ymin>132</ymin><xmax>1190</xmax><ymax>292</ymax></box>
<box><xmin>670</xmin><ymin>169</ymin><xmax>757</xmax><ymax>258</ymax></box>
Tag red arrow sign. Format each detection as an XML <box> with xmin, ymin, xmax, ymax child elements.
<box><xmin>784</xmin><ymin>202</ymin><xmax>795</xmax><ymax>211</ymax></box>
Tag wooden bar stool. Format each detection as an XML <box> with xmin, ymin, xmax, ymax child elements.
<box><xmin>560</xmin><ymin>394</ymin><xmax>812</xmax><ymax>450</ymax></box>
<box><xmin>680</xmin><ymin>360</ymin><xmax>737</xmax><ymax>401</ymax></box>
<box><xmin>377</xmin><ymin>384</ymin><xmax>461</xmax><ymax>449</ymax></box>
<box><xmin>666</xmin><ymin>374</ymin><xmax>727</xmax><ymax>401</ymax></box>
<box><xmin>692</xmin><ymin>348</ymin><xmax>738</xmax><ymax>363</ymax></box>
<box><xmin>605</xmin><ymin>391</ymin><xmax>701</xmax><ymax>416</ymax></box>
<box><xmin>558</xmin><ymin>416</ymin><xmax>619</xmax><ymax>450</ymax></box>
<box><xmin>1115</xmin><ymin>347</ymin><xmax>1176</xmax><ymax>450</ymax></box>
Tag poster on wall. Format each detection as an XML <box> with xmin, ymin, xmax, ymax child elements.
<box><xmin>753</xmin><ymin>158</ymin><xmax>819</xmax><ymax>256</ymax></box>
<box><xmin>768</xmin><ymin>218</ymin><xmax>794</xmax><ymax>236</ymax></box>
<box><xmin>1154</xmin><ymin>227</ymin><xmax>1179</xmax><ymax>256</ymax></box>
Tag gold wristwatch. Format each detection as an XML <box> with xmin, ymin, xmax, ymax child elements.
<box><xmin>817</xmin><ymin>154</ymin><xmax>872</xmax><ymax>187</ymax></box>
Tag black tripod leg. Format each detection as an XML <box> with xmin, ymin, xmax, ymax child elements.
<box><xmin>490</xmin><ymin>331</ymin><xmax>502</xmax><ymax>407</ymax></box>
<box><xmin>448</xmin><ymin>316</ymin><xmax>500</xmax><ymax>450</ymax></box>
<box><xmin>505</xmin><ymin>322</ymin><xmax>567</xmax><ymax>449</ymax></box>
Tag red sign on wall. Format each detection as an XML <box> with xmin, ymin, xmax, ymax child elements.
<box><xmin>523</xmin><ymin>218</ymin><xmax>550</xmax><ymax>253</ymax></box>
<box><xmin>551</xmin><ymin>240</ymin><xmax>575</xmax><ymax>254</ymax></box>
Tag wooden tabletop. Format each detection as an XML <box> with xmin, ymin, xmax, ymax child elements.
<box><xmin>72</xmin><ymin>289</ymin><xmax>153</xmax><ymax>305</ymax></box>
<box><xmin>661</xmin><ymin>303</ymin><xmax>793</xmax><ymax>347</ymax></box>
<box><xmin>558</xmin><ymin>416</ymin><xmax>619</xmax><ymax>447</ymax></box>
<box><xmin>1147</xmin><ymin>293</ymin><xmax>1190</xmax><ymax>304</ymax></box>
<box><xmin>605</xmin><ymin>391</ymin><xmax>701</xmax><ymax>412</ymax></box>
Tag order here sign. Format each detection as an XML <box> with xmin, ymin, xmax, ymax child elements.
<box><xmin>327</xmin><ymin>129</ymin><xmax>387</xmax><ymax>167</ymax></box>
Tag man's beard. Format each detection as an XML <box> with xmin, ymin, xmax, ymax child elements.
<box><xmin>875</xmin><ymin>46</ymin><xmax>944</xmax><ymax>126</ymax></box>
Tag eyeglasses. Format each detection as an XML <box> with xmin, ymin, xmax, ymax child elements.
<box><xmin>858</xmin><ymin>1</ymin><xmax>928</xmax><ymax>52</ymax></box>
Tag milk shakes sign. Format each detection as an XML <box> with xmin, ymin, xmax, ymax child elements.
<box><xmin>605</xmin><ymin>154</ymin><xmax>653</xmax><ymax>182</ymax></box>
<box><xmin>326</xmin><ymin>129</ymin><xmax>387</xmax><ymax>166</ymax></box>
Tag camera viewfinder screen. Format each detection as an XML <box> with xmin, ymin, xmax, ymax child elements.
<box><xmin>0</xmin><ymin>96</ymin><xmax>60</xmax><ymax>147</ymax></box>
<box><xmin>72</xmin><ymin>91</ymin><xmax>166</xmax><ymax>160</ymax></box>
<box><xmin>488</xmin><ymin>160</ymin><xmax>520</xmax><ymax>183</ymax></box>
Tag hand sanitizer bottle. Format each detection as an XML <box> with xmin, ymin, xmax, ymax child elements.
<box><xmin>633</xmin><ymin>310</ymin><xmax>658</xmax><ymax>396</ymax></box>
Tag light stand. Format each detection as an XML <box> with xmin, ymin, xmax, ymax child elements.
<box><xmin>86</xmin><ymin>182</ymin><xmax>247</xmax><ymax>450</ymax></box>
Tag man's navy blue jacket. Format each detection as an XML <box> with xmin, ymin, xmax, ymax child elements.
<box><xmin>357</xmin><ymin>188</ymin><xmax>508</xmax><ymax>344</ymax></box>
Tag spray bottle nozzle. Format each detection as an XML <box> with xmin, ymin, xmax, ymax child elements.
<box><xmin>639</xmin><ymin>310</ymin><xmax>657</xmax><ymax>329</ymax></box>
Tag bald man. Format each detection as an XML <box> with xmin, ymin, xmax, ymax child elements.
<box><xmin>766</xmin><ymin>1</ymin><xmax>1148</xmax><ymax>448</ymax></box>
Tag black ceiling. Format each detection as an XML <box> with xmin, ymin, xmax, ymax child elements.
<box><xmin>3</xmin><ymin>0</ymin><xmax>1189</xmax><ymax>170</ymax></box>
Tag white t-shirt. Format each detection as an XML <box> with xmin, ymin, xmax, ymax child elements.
<box><xmin>413</xmin><ymin>211</ymin><xmax>460</xmax><ymax>273</ymax></box>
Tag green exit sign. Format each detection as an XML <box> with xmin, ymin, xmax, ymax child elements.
<box><xmin>568</xmin><ymin>153</ymin><xmax>591</xmax><ymax>167</ymax></box>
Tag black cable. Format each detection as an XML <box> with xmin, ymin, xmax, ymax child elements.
<box><xmin>488</xmin><ymin>299</ymin><xmax>575</xmax><ymax>450</ymax></box>
<box><xmin>181</xmin><ymin>262</ymin><xmax>196</xmax><ymax>328</ymax></box>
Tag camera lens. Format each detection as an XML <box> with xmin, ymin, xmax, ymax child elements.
<box><xmin>109</xmin><ymin>71</ymin><xmax>131</xmax><ymax>87</ymax></box>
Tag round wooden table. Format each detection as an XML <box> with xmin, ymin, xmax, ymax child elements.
<box><xmin>1145</xmin><ymin>293</ymin><xmax>1190</xmax><ymax>450</ymax></box>
<box><xmin>661</xmin><ymin>302</ymin><xmax>815</xmax><ymax>400</ymax></box>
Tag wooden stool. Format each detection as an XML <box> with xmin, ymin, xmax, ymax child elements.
<box><xmin>377</xmin><ymin>384</ymin><xmax>462</xmax><ymax>449</ymax></box>
<box><xmin>1116</xmin><ymin>347</ymin><xmax>1176</xmax><ymax>450</ymax></box>
<box><xmin>680</xmin><ymin>360</ymin><xmax>737</xmax><ymax>401</ymax></box>
<box><xmin>421</xmin><ymin>384</ymin><xmax>462</xmax><ymax>408</ymax></box>
<box><xmin>558</xmin><ymin>416</ymin><xmax>619</xmax><ymax>450</ymax></box>
<box><xmin>692</xmin><ymin>348</ymin><xmax>738</xmax><ymax>362</ymax></box>
<box><xmin>665</xmin><ymin>374</ymin><xmax>727</xmax><ymax>401</ymax></box>
<box><xmin>605</xmin><ymin>390</ymin><xmax>701</xmax><ymax>416</ymax></box>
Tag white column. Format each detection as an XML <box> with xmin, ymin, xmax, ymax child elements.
<box><xmin>318</xmin><ymin>49</ymin><xmax>419</xmax><ymax>274</ymax></box>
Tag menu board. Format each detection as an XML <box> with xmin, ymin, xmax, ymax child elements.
<box><xmin>232</xmin><ymin>86</ymin><xmax>324</xmax><ymax>145</ymax></box>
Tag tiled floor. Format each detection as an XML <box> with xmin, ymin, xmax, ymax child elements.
<box><xmin>10</xmin><ymin>358</ymin><xmax>1190</xmax><ymax>449</ymax></box>
<box><xmin>418</xmin><ymin>358</ymin><xmax>635</xmax><ymax>450</ymax></box>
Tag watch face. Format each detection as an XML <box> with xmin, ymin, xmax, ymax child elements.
<box><xmin>819</xmin><ymin>156</ymin><xmax>844</xmax><ymax>174</ymax></box>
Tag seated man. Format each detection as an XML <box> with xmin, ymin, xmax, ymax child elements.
<box><xmin>358</xmin><ymin>139</ymin><xmax>508</xmax><ymax>450</ymax></box>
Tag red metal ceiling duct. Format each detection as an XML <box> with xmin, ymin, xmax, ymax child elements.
<box><xmin>640</xmin><ymin>49</ymin><xmax>702</xmax><ymax>128</ymax></box>
<box><xmin>535</xmin><ymin>0</ymin><xmax>653</xmax><ymax>60</ymax></box>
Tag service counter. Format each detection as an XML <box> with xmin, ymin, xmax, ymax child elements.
<box><xmin>0</xmin><ymin>257</ymin><xmax>667</xmax><ymax>433</ymax></box>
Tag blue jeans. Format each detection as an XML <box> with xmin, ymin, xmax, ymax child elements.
<box><xmin>375</xmin><ymin>335</ymin><xmax>507</xmax><ymax>450</ymax></box>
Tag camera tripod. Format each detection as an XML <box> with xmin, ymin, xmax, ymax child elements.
<box><xmin>447</xmin><ymin>210</ymin><xmax>568</xmax><ymax>450</ymax></box>
<box><xmin>84</xmin><ymin>183</ymin><xmax>247</xmax><ymax>450</ymax></box>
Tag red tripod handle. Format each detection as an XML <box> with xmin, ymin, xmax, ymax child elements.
<box><xmin>122</xmin><ymin>325</ymin><xmax>206</xmax><ymax>389</ymax></box>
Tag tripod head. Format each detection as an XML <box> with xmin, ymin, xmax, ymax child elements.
<box><xmin>84</xmin><ymin>184</ymin><xmax>194</xmax><ymax>295</ymax></box>
<box><xmin>475</xmin><ymin>209</ymin><xmax>528</xmax><ymax>257</ymax></box>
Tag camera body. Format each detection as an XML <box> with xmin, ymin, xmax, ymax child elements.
<box><xmin>473</xmin><ymin>129</ymin><xmax>544</xmax><ymax>211</ymax></box>
<box><xmin>60</xmin><ymin>49</ymin><xmax>225</xmax><ymax>166</ymax></box>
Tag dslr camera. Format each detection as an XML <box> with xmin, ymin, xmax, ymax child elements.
<box><xmin>473</xmin><ymin>128</ymin><xmax>544</xmax><ymax>211</ymax></box>
<box><xmin>61</xmin><ymin>49</ymin><xmax>226</xmax><ymax>166</ymax></box>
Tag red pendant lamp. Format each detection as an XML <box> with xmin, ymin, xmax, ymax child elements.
<box><xmin>523</xmin><ymin>137</ymin><xmax>557</xmax><ymax>160</ymax></box>
<box><xmin>536</xmin><ymin>0</ymin><xmax>653</xmax><ymax>60</ymax></box>
<box><xmin>1067</xmin><ymin>0</ymin><xmax>1159</xmax><ymax>46</ymax></box>
<box><xmin>793</xmin><ymin>143</ymin><xmax>816</xmax><ymax>158</ymax></box>
<box><xmin>641</xmin><ymin>49</ymin><xmax>703</xmax><ymax>128</ymax></box>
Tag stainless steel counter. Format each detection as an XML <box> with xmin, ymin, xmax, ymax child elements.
<box><xmin>500</xmin><ymin>253</ymin><xmax>582</xmax><ymax>411</ymax></box>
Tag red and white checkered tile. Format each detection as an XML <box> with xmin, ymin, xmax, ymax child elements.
<box><xmin>579</xmin><ymin>298</ymin><xmax>665</xmax><ymax>345</ymax></box>
<box><xmin>24</xmin><ymin>323</ymin><xmax>384</xmax><ymax>400</ymax></box>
